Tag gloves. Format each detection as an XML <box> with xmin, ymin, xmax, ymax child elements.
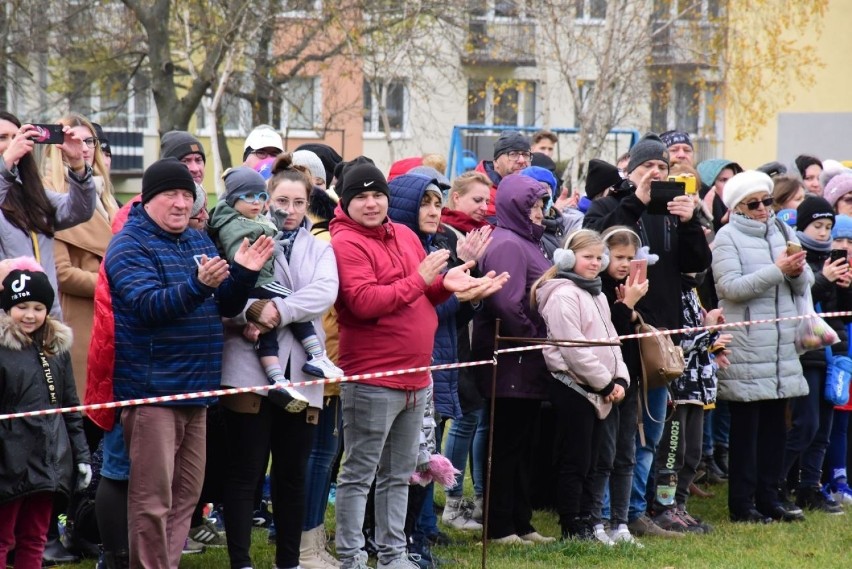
<box><xmin>76</xmin><ymin>463</ymin><xmax>92</xmax><ymax>492</ymax></box>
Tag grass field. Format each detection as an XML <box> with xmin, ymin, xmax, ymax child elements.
<box><xmin>62</xmin><ymin>480</ymin><xmax>852</xmax><ymax>569</ymax></box>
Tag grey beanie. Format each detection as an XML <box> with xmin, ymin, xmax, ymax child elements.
<box><xmin>191</xmin><ymin>183</ymin><xmax>207</xmax><ymax>217</ymax></box>
<box><xmin>160</xmin><ymin>130</ymin><xmax>206</xmax><ymax>162</ymax></box>
<box><xmin>292</xmin><ymin>150</ymin><xmax>327</xmax><ymax>185</ymax></box>
<box><xmin>223</xmin><ymin>167</ymin><xmax>268</xmax><ymax>207</ymax></box>
<box><xmin>493</xmin><ymin>130</ymin><xmax>530</xmax><ymax>160</ymax></box>
<box><xmin>627</xmin><ymin>133</ymin><xmax>670</xmax><ymax>173</ymax></box>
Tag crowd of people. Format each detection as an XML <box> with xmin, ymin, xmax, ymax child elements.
<box><xmin>1</xmin><ymin>112</ymin><xmax>852</xmax><ymax>569</ymax></box>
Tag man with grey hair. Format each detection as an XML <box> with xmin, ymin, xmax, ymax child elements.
<box><xmin>474</xmin><ymin>130</ymin><xmax>532</xmax><ymax>217</ymax></box>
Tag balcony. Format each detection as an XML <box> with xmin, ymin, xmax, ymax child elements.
<box><xmin>461</xmin><ymin>19</ymin><xmax>536</xmax><ymax>67</ymax></box>
<box><xmin>649</xmin><ymin>22</ymin><xmax>717</xmax><ymax>69</ymax></box>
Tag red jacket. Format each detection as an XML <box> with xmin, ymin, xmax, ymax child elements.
<box><xmin>474</xmin><ymin>160</ymin><xmax>502</xmax><ymax>217</ymax></box>
<box><xmin>84</xmin><ymin>195</ymin><xmax>141</xmax><ymax>430</ymax></box>
<box><xmin>330</xmin><ymin>205</ymin><xmax>451</xmax><ymax>389</ymax></box>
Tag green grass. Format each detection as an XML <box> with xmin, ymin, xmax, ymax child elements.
<box><xmin>64</xmin><ymin>482</ymin><xmax>852</xmax><ymax>569</ymax></box>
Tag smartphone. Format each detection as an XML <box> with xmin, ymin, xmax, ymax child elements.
<box><xmin>786</xmin><ymin>241</ymin><xmax>802</xmax><ymax>255</ymax></box>
<box><xmin>193</xmin><ymin>254</ymin><xmax>206</xmax><ymax>267</ymax></box>
<box><xmin>669</xmin><ymin>174</ymin><xmax>697</xmax><ymax>196</ymax></box>
<box><xmin>830</xmin><ymin>249</ymin><xmax>849</xmax><ymax>264</ymax></box>
<box><xmin>648</xmin><ymin>180</ymin><xmax>686</xmax><ymax>215</ymax></box>
<box><xmin>29</xmin><ymin>124</ymin><xmax>64</xmax><ymax>144</ymax></box>
<box><xmin>629</xmin><ymin>258</ymin><xmax>648</xmax><ymax>283</ymax></box>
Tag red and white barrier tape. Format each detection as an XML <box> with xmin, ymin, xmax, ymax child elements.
<box><xmin>4</xmin><ymin>309</ymin><xmax>851</xmax><ymax>421</ymax></box>
<box><xmin>0</xmin><ymin>359</ymin><xmax>496</xmax><ymax>421</ymax></box>
<box><xmin>495</xmin><ymin>310</ymin><xmax>852</xmax><ymax>355</ymax></box>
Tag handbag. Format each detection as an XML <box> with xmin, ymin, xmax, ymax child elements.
<box><xmin>635</xmin><ymin>313</ymin><xmax>685</xmax><ymax>390</ymax></box>
<box><xmin>824</xmin><ymin>321</ymin><xmax>852</xmax><ymax>407</ymax></box>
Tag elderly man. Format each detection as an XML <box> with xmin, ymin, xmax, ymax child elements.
<box><xmin>104</xmin><ymin>157</ymin><xmax>273</xmax><ymax>569</ymax></box>
<box><xmin>475</xmin><ymin>130</ymin><xmax>532</xmax><ymax>217</ymax></box>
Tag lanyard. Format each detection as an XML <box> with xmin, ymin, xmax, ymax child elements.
<box><xmin>37</xmin><ymin>349</ymin><xmax>58</xmax><ymax>406</ymax></box>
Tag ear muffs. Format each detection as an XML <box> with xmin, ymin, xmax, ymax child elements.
<box><xmin>556</xmin><ymin>229</ymin><xmax>609</xmax><ymax>273</ymax></box>
<box><xmin>600</xmin><ymin>249</ymin><xmax>610</xmax><ymax>272</ymax></box>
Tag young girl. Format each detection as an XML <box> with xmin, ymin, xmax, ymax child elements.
<box><xmin>0</xmin><ymin>258</ymin><xmax>91</xmax><ymax>567</ymax></box>
<box><xmin>588</xmin><ymin>227</ymin><xmax>649</xmax><ymax>545</ymax></box>
<box><xmin>531</xmin><ymin>229</ymin><xmax>630</xmax><ymax>540</ymax></box>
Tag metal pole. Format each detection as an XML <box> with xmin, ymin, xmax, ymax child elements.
<box><xmin>481</xmin><ymin>318</ymin><xmax>501</xmax><ymax>569</ymax></box>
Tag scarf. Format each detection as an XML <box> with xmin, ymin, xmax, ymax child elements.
<box><xmin>440</xmin><ymin>207</ymin><xmax>489</xmax><ymax>234</ymax></box>
<box><xmin>796</xmin><ymin>230</ymin><xmax>831</xmax><ymax>253</ymax></box>
<box><xmin>556</xmin><ymin>269</ymin><xmax>602</xmax><ymax>296</ymax></box>
<box><xmin>275</xmin><ymin>229</ymin><xmax>299</xmax><ymax>262</ymax></box>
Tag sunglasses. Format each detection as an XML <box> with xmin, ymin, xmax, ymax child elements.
<box><xmin>743</xmin><ymin>197</ymin><xmax>774</xmax><ymax>210</ymax></box>
<box><xmin>238</xmin><ymin>192</ymin><xmax>269</xmax><ymax>204</ymax></box>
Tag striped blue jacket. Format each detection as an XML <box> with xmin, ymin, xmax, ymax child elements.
<box><xmin>104</xmin><ymin>203</ymin><xmax>259</xmax><ymax>405</ymax></box>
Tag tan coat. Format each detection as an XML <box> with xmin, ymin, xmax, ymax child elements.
<box><xmin>54</xmin><ymin>210</ymin><xmax>113</xmax><ymax>401</ymax></box>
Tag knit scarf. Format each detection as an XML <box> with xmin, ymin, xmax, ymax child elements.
<box><xmin>556</xmin><ymin>270</ymin><xmax>602</xmax><ymax>296</ymax></box>
<box><xmin>796</xmin><ymin>230</ymin><xmax>831</xmax><ymax>253</ymax></box>
<box><xmin>275</xmin><ymin>229</ymin><xmax>298</xmax><ymax>262</ymax></box>
<box><xmin>440</xmin><ymin>207</ymin><xmax>490</xmax><ymax>234</ymax></box>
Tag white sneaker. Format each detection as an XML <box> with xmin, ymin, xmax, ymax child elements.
<box><xmin>592</xmin><ymin>524</ymin><xmax>614</xmax><ymax>546</ymax></box>
<box><xmin>441</xmin><ymin>497</ymin><xmax>483</xmax><ymax>531</ymax></box>
<box><xmin>518</xmin><ymin>531</ymin><xmax>556</xmax><ymax>544</ymax></box>
<box><xmin>376</xmin><ymin>554</ymin><xmax>420</xmax><ymax>569</ymax></box>
<box><xmin>303</xmin><ymin>352</ymin><xmax>344</xmax><ymax>379</ymax></box>
<box><xmin>609</xmin><ymin>525</ymin><xmax>644</xmax><ymax>548</ymax></box>
<box><xmin>268</xmin><ymin>380</ymin><xmax>310</xmax><ymax>413</ymax></box>
<box><xmin>830</xmin><ymin>489</ymin><xmax>852</xmax><ymax>506</ymax></box>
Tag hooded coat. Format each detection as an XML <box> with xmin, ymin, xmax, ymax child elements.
<box><xmin>712</xmin><ymin>213</ymin><xmax>811</xmax><ymax>402</ymax></box>
<box><xmin>389</xmin><ymin>173</ymin><xmax>474</xmax><ymax>420</ymax></box>
<box><xmin>0</xmin><ymin>314</ymin><xmax>90</xmax><ymax>504</ymax></box>
<box><xmin>472</xmin><ymin>175</ymin><xmax>552</xmax><ymax>399</ymax></box>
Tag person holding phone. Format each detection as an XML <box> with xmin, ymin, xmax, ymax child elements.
<box><xmin>780</xmin><ymin>197</ymin><xmax>851</xmax><ymax>515</ymax></box>
<box><xmin>584</xmin><ymin>135</ymin><xmax>712</xmax><ymax>538</ymax></box>
<box><xmin>712</xmin><ymin>170</ymin><xmax>813</xmax><ymax>523</ymax></box>
<box><xmin>0</xmin><ymin>112</ymin><xmax>95</xmax><ymax>318</ymax></box>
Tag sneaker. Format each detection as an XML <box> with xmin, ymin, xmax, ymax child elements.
<box><xmin>207</xmin><ymin>504</ymin><xmax>226</xmax><ymax>531</ymax></box>
<box><xmin>826</xmin><ymin>482</ymin><xmax>852</xmax><ymax>506</ymax></box>
<box><xmin>652</xmin><ymin>509</ymin><xmax>696</xmax><ymax>533</ymax></box>
<box><xmin>253</xmin><ymin>500</ymin><xmax>273</xmax><ymax>527</ymax></box>
<box><xmin>730</xmin><ymin>508</ymin><xmax>774</xmax><ymax>524</ymax></box>
<box><xmin>267</xmin><ymin>380</ymin><xmax>310</xmax><ymax>413</ymax></box>
<box><xmin>377</xmin><ymin>554</ymin><xmax>422</xmax><ymax>569</ymax></box>
<box><xmin>608</xmin><ymin>525</ymin><xmax>644</xmax><ymax>548</ymax></box>
<box><xmin>471</xmin><ymin>495</ymin><xmax>483</xmax><ymax>523</ymax></box>
<box><xmin>702</xmin><ymin>456</ymin><xmax>727</xmax><ymax>482</ymax></box>
<box><xmin>675</xmin><ymin>504</ymin><xmax>713</xmax><ymax>533</ymax></box>
<box><xmin>592</xmin><ymin>524</ymin><xmax>614</xmax><ymax>546</ymax></box>
<box><xmin>426</xmin><ymin>530</ymin><xmax>451</xmax><ymax>546</ymax></box>
<box><xmin>188</xmin><ymin>520</ymin><xmax>227</xmax><ymax>548</ymax></box>
<box><xmin>341</xmin><ymin>551</ymin><xmax>370</xmax><ymax>569</ymax></box>
<box><xmin>796</xmin><ymin>486</ymin><xmax>845</xmax><ymax>515</ymax></box>
<box><xmin>181</xmin><ymin>539</ymin><xmax>204</xmax><ymax>555</ymax></box>
<box><xmin>489</xmin><ymin>534</ymin><xmax>533</xmax><ymax>545</ymax></box>
<box><xmin>441</xmin><ymin>497</ymin><xmax>483</xmax><ymax>531</ymax></box>
<box><xmin>303</xmin><ymin>352</ymin><xmax>344</xmax><ymax>379</ymax></box>
<box><xmin>518</xmin><ymin>531</ymin><xmax>556</xmax><ymax>544</ymax></box>
<box><xmin>627</xmin><ymin>514</ymin><xmax>684</xmax><ymax>538</ymax></box>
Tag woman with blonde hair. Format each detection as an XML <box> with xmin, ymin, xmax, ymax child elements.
<box><xmin>41</xmin><ymin>112</ymin><xmax>118</xmax><ymax>399</ymax></box>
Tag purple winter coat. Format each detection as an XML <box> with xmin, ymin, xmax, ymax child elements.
<box><xmin>472</xmin><ymin>175</ymin><xmax>552</xmax><ymax>400</ymax></box>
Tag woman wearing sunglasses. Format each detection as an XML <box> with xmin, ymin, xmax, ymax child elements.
<box><xmin>712</xmin><ymin>170</ymin><xmax>812</xmax><ymax>523</ymax></box>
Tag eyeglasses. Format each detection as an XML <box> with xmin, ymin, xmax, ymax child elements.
<box><xmin>506</xmin><ymin>150</ymin><xmax>532</xmax><ymax>162</ymax></box>
<box><xmin>742</xmin><ymin>197</ymin><xmax>774</xmax><ymax>210</ymax></box>
<box><xmin>83</xmin><ymin>137</ymin><xmax>100</xmax><ymax>149</ymax></box>
<box><xmin>238</xmin><ymin>192</ymin><xmax>269</xmax><ymax>204</ymax></box>
<box><xmin>252</xmin><ymin>149</ymin><xmax>281</xmax><ymax>160</ymax></box>
<box><xmin>274</xmin><ymin>198</ymin><xmax>308</xmax><ymax>211</ymax></box>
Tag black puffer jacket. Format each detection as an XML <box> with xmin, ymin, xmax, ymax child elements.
<box><xmin>0</xmin><ymin>314</ymin><xmax>90</xmax><ymax>505</ymax></box>
<box><xmin>801</xmin><ymin>247</ymin><xmax>852</xmax><ymax>369</ymax></box>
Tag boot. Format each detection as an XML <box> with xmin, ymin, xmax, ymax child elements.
<box><xmin>714</xmin><ymin>444</ymin><xmax>729</xmax><ymax>476</ymax></box>
<box><xmin>299</xmin><ymin>525</ymin><xmax>340</xmax><ymax>569</ymax></box>
<box><xmin>103</xmin><ymin>550</ymin><xmax>130</xmax><ymax>569</ymax></box>
<box><xmin>689</xmin><ymin>482</ymin><xmax>715</xmax><ymax>499</ymax></box>
<box><xmin>42</xmin><ymin>536</ymin><xmax>79</xmax><ymax>566</ymax></box>
<box><xmin>441</xmin><ymin>497</ymin><xmax>482</xmax><ymax>531</ymax></box>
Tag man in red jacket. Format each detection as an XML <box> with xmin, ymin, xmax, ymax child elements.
<box><xmin>330</xmin><ymin>159</ymin><xmax>480</xmax><ymax>569</ymax></box>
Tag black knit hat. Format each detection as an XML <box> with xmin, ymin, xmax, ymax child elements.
<box><xmin>796</xmin><ymin>195</ymin><xmax>835</xmax><ymax>233</ymax></box>
<box><xmin>160</xmin><ymin>131</ymin><xmax>206</xmax><ymax>163</ymax></box>
<box><xmin>627</xmin><ymin>133</ymin><xmax>670</xmax><ymax>174</ymax></box>
<box><xmin>1</xmin><ymin>268</ymin><xmax>54</xmax><ymax>311</ymax></box>
<box><xmin>141</xmin><ymin>158</ymin><xmax>197</xmax><ymax>204</ymax></box>
<box><xmin>339</xmin><ymin>158</ymin><xmax>390</xmax><ymax>214</ymax></box>
<box><xmin>493</xmin><ymin>130</ymin><xmax>530</xmax><ymax>160</ymax></box>
<box><xmin>585</xmin><ymin>159</ymin><xmax>623</xmax><ymax>199</ymax></box>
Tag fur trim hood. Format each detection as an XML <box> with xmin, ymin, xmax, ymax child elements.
<box><xmin>0</xmin><ymin>312</ymin><xmax>73</xmax><ymax>354</ymax></box>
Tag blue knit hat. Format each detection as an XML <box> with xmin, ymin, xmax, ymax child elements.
<box><xmin>832</xmin><ymin>215</ymin><xmax>852</xmax><ymax>240</ymax></box>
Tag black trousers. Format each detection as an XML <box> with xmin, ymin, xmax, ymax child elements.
<box><xmin>654</xmin><ymin>403</ymin><xmax>704</xmax><ymax>507</ymax></box>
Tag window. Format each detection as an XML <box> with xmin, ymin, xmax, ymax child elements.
<box><xmin>575</xmin><ymin>0</ymin><xmax>607</xmax><ymax>20</ymax></box>
<box><xmin>649</xmin><ymin>81</ymin><xmax>719</xmax><ymax>138</ymax></box>
<box><xmin>94</xmin><ymin>73</ymin><xmax>154</xmax><ymax>131</ymax></box>
<box><xmin>363</xmin><ymin>79</ymin><xmax>407</xmax><ymax>134</ymax></box>
<box><xmin>282</xmin><ymin>0</ymin><xmax>321</xmax><ymax>16</ymax></box>
<box><xmin>467</xmin><ymin>79</ymin><xmax>537</xmax><ymax>127</ymax></box>
<box><xmin>274</xmin><ymin>76</ymin><xmax>321</xmax><ymax>132</ymax></box>
<box><xmin>196</xmin><ymin>92</ymin><xmax>251</xmax><ymax>135</ymax></box>
<box><xmin>653</xmin><ymin>0</ymin><xmax>723</xmax><ymax>22</ymax></box>
<box><xmin>468</xmin><ymin>0</ymin><xmax>532</xmax><ymax>19</ymax></box>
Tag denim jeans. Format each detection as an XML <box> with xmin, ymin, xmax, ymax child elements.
<box><xmin>443</xmin><ymin>407</ymin><xmax>487</xmax><ymax>497</ymax></box>
<box><xmin>783</xmin><ymin>365</ymin><xmax>835</xmax><ymax>488</ymax></box>
<box><xmin>712</xmin><ymin>399</ymin><xmax>731</xmax><ymax>448</ymax></box>
<box><xmin>304</xmin><ymin>396</ymin><xmax>342</xmax><ymax>530</ymax></box>
<box><xmin>415</xmin><ymin>420</ymin><xmax>444</xmax><ymax>539</ymax></box>
<box><xmin>826</xmin><ymin>410</ymin><xmax>850</xmax><ymax>482</ymax></box>
<box><xmin>335</xmin><ymin>383</ymin><xmax>427</xmax><ymax>567</ymax></box>
<box><xmin>702</xmin><ymin>409</ymin><xmax>714</xmax><ymax>456</ymax></box>
<box><xmin>628</xmin><ymin>386</ymin><xmax>668</xmax><ymax>522</ymax></box>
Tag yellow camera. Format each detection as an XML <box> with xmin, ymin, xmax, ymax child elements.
<box><xmin>669</xmin><ymin>174</ymin><xmax>697</xmax><ymax>195</ymax></box>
